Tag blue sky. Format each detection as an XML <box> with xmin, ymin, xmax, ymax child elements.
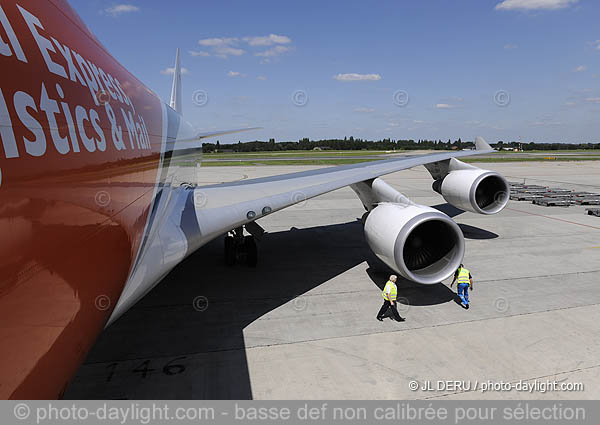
<box><xmin>70</xmin><ymin>0</ymin><xmax>600</xmax><ymax>144</ymax></box>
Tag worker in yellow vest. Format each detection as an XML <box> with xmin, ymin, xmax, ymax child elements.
<box><xmin>376</xmin><ymin>275</ymin><xmax>405</xmax><ymax>322</ymax></box>
<box><xmin>451</xmin><ymin>264</ymin><xmax>473</xmax><ymax>309</ymax></box>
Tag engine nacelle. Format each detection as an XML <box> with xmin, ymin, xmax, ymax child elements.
<box><xmin>364</xmin><ymin>203</ymin><xmax>465</xmax><ymax>284</ymax></box>
<box><xmin>433</xmin><ymin>169</ymin><xmax>509</xmax><ymax>215</ymax></box>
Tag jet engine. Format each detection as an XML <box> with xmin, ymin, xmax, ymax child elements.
<box><xmin>432</xmin><ymin>169</ymin><xmax>509</xmax><ymax>215</ymax></box>
<box><xmin>364</xmin><ymin>203</ymin><xmax>465</xmax><ymax>284</ymax></box>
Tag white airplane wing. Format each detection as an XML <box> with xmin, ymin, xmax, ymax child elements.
<box><xmin>191</xmin><ymin>138</ymin><xmax>495</xmax><ymax>243</ymax></box>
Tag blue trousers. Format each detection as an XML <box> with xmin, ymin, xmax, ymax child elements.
<box><xmin>458</xmin><ymin>283</ymin><xmax>470</xmax><ymax>305</ymax></box>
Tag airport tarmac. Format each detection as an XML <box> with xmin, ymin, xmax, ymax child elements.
<box><xmin>65</xmin><ymin>160</ymin><xmax>600</xmax><ymax>400</ymax></box>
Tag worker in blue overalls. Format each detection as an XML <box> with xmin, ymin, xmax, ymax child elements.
<box><xmin>451</xmin><ymin>264</ymin><xmax>473</xmax><ymax>309</ymax></box>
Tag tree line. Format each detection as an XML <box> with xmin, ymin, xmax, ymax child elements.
<box><xmin>202</xmin><ymin>137</ymin><xmax>600</xmax><ymax>153</ymax></box>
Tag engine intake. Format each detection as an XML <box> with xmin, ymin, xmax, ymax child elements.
<box><xmin>433</xmin><ymin>169</ymin><xmax>509</xmax><ymax>215</ymax></box>
<box><xmin>364</xmin><ymin>203</ymin><xmax>464</xmax><ymax>284</ymax></box>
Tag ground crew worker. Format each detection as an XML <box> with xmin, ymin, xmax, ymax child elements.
<box><xmin>376</xmin><ymin>275</ymin><xmax>405</xmax><ymax>322</ymax></box>
<box><xmin>451</xmin><ymin>264</ymin><xmax>473</xmax><ymax>309</ymax></box>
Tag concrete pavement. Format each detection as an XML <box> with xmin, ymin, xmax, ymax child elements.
<box><xmin>65</xmin><ymin>160</ymin><xmax>600</xmax><ymax>399</ymax></box>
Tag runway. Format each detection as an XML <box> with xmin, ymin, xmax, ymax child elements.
<box><xmin>65</xmin><ymin>160</ymin><xmax>600</xmax><ymax>400</ymax></box>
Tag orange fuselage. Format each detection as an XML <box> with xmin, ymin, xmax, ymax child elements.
<box><xmin>1</xmin><ymin>0</ymin><xmax>164</xmax><ymax>398</ymax></box>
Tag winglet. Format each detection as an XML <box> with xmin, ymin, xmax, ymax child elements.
<box><xmin>169</xmin><ymin>48</ymin><xmax>182</xmax><ymax>114</ymax></box>
<box><xmin>475</xmin><ymin>136</ymin><xmax>493</xmax><ymax>151</ymax></box>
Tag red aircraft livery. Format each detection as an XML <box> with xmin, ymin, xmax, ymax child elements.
<box><xmin>0</xmin><ymin>0</ymin><xmax>163</xmax><ymax>398</ymax></box>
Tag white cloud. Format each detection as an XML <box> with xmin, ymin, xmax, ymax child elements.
<box><xmin>585</xmin><ymin>97</ymin><xmax>600</xmax><ymax>103</ymax></box>
<box><xmin>504</xmin><ymin>43</ymin><xmax>519</xmax><ymax>49</ymax></box>
<box><xmin>565</xmin><ymin>101</ymin><xmax>577</xmax><ymax>106</ymax></box>
<box><xmin>333</xmin><ymin>73</ymin><xmax>382</xmax><ymax>82</ymax></box>
<box><xmin>160</xmin><ymin>67</ymin><xmax>189</xmax><ymax>75</ymax></box>
<box><xmin>435</xmin><ymin>103</ymin><xmax>455</xmax><ymax>109</ymax></box>
<box><xmin>495</xmin><ymin>0</ymin><xmax>578</xmax><ymax>11</ymax></box>
<box><xmin>227</xmin><ymin>71</ymin><xmax>246</xmax><ymax>77</ymax></box>
<box><xmin>189</xmin><ymin>50</ymin><xmax>210</xmax><ymax>57</ymax></box>
<box><xmin>257</xmin><ymin>75</ymin><xmax>267</xmax><ymax>80</ymax></box>
<box><xmin>196</xmin><ymin>37</ymin><xmax>245</xmax><ymax>58</ymax></box>
<box><xmin>592</xmin><ymin>40</ymin><xmax>600</xmax><ymax>50</ymax></box>
<box><xmin>198</xmin><ymin>37</ymin><xmax>238</xmax><ymax>47</ymax></box>
<box><xmin>195</xmin><ymin>34</ymin><xmax>294</xmax><ymax>61</ymax></box>
<box><xmin>243</xmin><ymin>34</ymin><xmax>291</xmax><ymax>46</ymax></box>
<box><xmin>574</xmin><ymin>65</ymin><xmax>587</xmax><ymax>72</ymax></box>
<box><xmin>214</xmin><ymin>46</ymin><xmax>245</xmax><ymax>58</ymax></box>
<box><xmin>191</xmin><ymin>34</ymin><xmax>297</xmax><ymax>63</ymax></box>
<box><xmin>104</xmin><ymin>4</ymin><xmax>139</xmax><ymax>16</ymax></box>
<box><xmin>353</xmin><ymin>107</ymin><xmax>376</xmax><ymax>113</ymax></box>
<box><xmin>255</xmin><ymin>45</ymin><xmax>292</xmax><ymax>57</ymax></box>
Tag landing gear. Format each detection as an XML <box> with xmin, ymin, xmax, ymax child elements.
<box><xmin>224</xmin><ymin>226</ymin><xmax>260</xmax><ymax>267</ymax></box>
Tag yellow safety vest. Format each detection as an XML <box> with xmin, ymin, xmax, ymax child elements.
<box><xmin>382</xmin><ymin>280</ymin><xmax>397</xmax><ymax>301</ymax></box>
<box><xmin>457</xmin><ymin>268</ymin><xmax>471</xmax><ymax>285</ymax></box>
